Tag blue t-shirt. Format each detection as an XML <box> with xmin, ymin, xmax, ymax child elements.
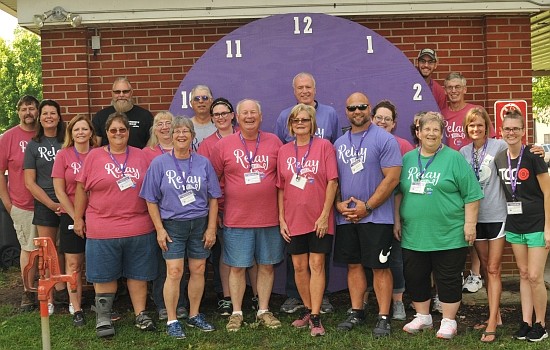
<box><xmin>275</xmin><ymin>102</ymin><xmax>340</xmax><ymax>144</ymax></box>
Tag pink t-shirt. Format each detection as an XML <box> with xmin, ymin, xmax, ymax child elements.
<box><xmin>0</xmin><ymin>126</ymin><xmax>35</xmax><ymax>210</ymax></box>
<box><xmin>142</xmin><ymin>145</ymin><xmax>170</xmax><ymax>164</ymax></box>
<box><xmin>211</xmin><ymin>131</ymin><xmax>282</xmax><ymax>228</ymax></box>
<box><xmin>394</xmin><ymin>136</ymin><xmax>414</xmax><ymax>156</ymax></box>
<box><xmin>51</xmin><ymin>147</ymin><xmax>90</xmax><ymax>213</ymax></box>
<box><xmin>76</xmin><ymin>146</ymin><xmax>154</xmax><ymax>239</ymax></box>
<box><xmin>197</xmin><ymin>132</ymin><xmax>221</xmax><ymax>160</ymax></box>
<box><xmin>441</xmin><ymin>103</ymin><xmax>496</xmax><ymax>151</ymax></box>
<box><xmin>431</xmin><ymin>79</ymin><xmax>447</xmax><ymax>111</ymax></box>
<box><xmin>276</xmin><ymin>138</ymin><xmax>338</xmax><ymax>236</ymax></box>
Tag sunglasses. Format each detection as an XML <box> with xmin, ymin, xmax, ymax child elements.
<box><xmin>346</xmin><ymin>104</ymin><xmax>369</xmax><ymax>112</ymax></box>
<box><xmin>193</xmin><ymin>95</ymin><xmax>210</xmax><ymax>102</ymax></box>
<box><xmin>291</xmin><ymin>118</ymin><xmax>312</xmax><ymax>124</ymax></box>
<box><xmin>112</xmin><ymin>89</ymin><xmax>131</xmax><ymax>95</ymax></box>
<box><xmin>108</xmin><ymin>127</ymin><xmax>128</xmax><ymax>134</ymax></box>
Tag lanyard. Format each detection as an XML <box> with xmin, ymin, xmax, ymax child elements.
<box><xmin>171</xmin><ymin>149</ymin><xmax>192</xmax><ymax>192</ymax></box>
<box><xmin>471</xmin><ymin>139</ymin><xmax>488</xmax><ymax>180</ymax></box>
<box><xmin>294</xmin><ymin>137</ymin><xmax>314</xmax><ymax>177</ymax></box>
<box><xmin>417</xmin><ymin>144</ymin><xmax>443</xmax><ymax>180</ymax></box>
<box><xmin>216</xmin><ymin>127</ymin><xmax>235</xmax><ymax>140</ymax></box>
<box><xmin>72</xmin><ymin>146</ymin><xmax>83</xmax><ymax>166</ymax></box>
<box><xmin>507</xmin><ymin>145</ymin><xmax>525</xmax><ymax>201</ymax></box>
<box><xmin>158</xmin><ymin>145</ymin><xmax>167</xmax><ymax>154</ymax></box>
<box><xmin>107</xmin><ymin>145</ymin><xmax>129</xmax><ymax>174</ymax></box>
<box><xmin>347</xmin><ymin>125</ymin><xmax>370</xmax><ymax>158</ymax></box>
<box><xmin>239</xmin><ymin>131</ymin><xmax>261</xmax><ymax>171</ymax></box>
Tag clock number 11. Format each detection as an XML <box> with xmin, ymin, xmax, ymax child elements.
<box><xmin>226</xmin><ymin>40</ymin><xmax>242</xmax><ymax>58</ymax></box>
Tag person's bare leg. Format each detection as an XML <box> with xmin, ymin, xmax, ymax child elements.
<box><xmin>229</xmin><ymin>267</ymin><xmax>246</xmax><ymax>312</ymax></box>
<box><xmin>256</xmin><ymin>264</ymin><xmax>274</xmax><ymax>311</ymax></box>
<box><xmin>348</xmin><ymin>264</ymin><xmax>366</xmax><ymax>309</ymax></box>
<box><xmin>309</xmin><ymin>253</ymin><xmax>325</xmax><ymax>315</ymax></box>
<box><xmin>164</xmin><ymin>259</ymin><xmax>184</xmax><ymax>321</ymax></box>
<box><xmin>187</xmin><ymin>258</ymin><xmax>206</xmax><ymax>317</ymax></box>
<box><xmin>292</xmin><ymin>254</ymin><xmax>311</xmax><ymax>309</ymax></box>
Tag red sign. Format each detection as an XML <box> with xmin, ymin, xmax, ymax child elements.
<box><xmin>493</xmin><ymin>100</ymin><xmax>528</xmax><ymax>142</ymax></box>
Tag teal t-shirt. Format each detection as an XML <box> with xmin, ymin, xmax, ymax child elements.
<box><xmin>399</xmin><ymin>146</ymin><xmax>484</xmax><ymax>251</ymax></box>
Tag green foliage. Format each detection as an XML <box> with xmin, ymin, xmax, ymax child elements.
<box><xmin>533</xmin><ymin>76</ymin><xmax>550</xmax><ymax>124</ymax></box>
<box><xmin>0</xmin><ymin>27</ymin><xmax>42</xmax><ymax>133</ymax></box>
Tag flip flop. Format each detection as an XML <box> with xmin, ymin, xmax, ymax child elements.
<box><xmin>481</xmin><ymin>331</ymin><xmax>496</xmax><ymax>343</ymax></box>
<box><xmin>474</xmin><ymin>321</ymin><xmax>503</xmax><ymax>330</ymax></box>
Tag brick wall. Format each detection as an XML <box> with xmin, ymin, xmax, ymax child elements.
<box><xmin>39</xmin><ymin>14</ymin><xmax>533</xmax><ymax>276</ymax></box>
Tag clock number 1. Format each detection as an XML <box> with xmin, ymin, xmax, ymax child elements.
<box><xmin>293</xmin><ymin>16</ymin><xmax>313</xmax><ymax>34</ymax></box>
<box><xmin>226</xmin><ymin>40</ymin><xmax>242</xmax><ymax>58</ymax></box>
<box><xmin>366</xmin><ymin>36</ymin><xmax>374</xmax><ymax>53</ymax></box>
<box><xmin>413</xmin><ymin>83</ymin><xmax>423</xmax><ymax>101</ymax></box>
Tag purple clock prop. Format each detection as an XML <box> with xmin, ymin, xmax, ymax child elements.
<box><xmin>169</xmin><ymin>13</ymin><xmax>439</xmax><ymax>142</ymax></box>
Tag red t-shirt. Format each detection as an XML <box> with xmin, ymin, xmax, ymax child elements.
<box><xmin>0</xmin><ymin>126</ymin><xmax>35</xmax><ymax>210</ymax></box>
<box><xmin>211</xmin><ymin>131</ymin><xmax>282</xmax><ymax>228</ymax></box>
<box><xmin>51</xmin><ymin>147</ymin><xmax>90</xmax><ymax>213</ymax></box>
<box><xmin>395</xmin><ymin>135</ymin><xmax>414</xmax><ymax>156</ymax></box>
<box><xmin>441</xmin><ymin>103</ymin><xmax>496</xmax><ymax>151</ymax></box>
<box><xmin>76</xmin><ymin>146</ymin><xmax>154</xmax><ymax>239</ymax></box>
<box><xmin>142</xmin><ymin>145</ymin><xmax>169</xmax><ymax>164</ymax></box>
<box><xmin>276</xmin><ymin>138</ymin><xmax>338</xmax><ymax>236</ymax></box>
<box><xmin>431</xmin><ymin>79</ymin><xmax>447</xmax><ymax>111</ymax></box>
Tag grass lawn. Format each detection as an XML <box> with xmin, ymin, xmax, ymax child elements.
<box><xmin>0</xmin><ymin>268</ymin><xmax>548</xmax><ymax>350</ymax></box>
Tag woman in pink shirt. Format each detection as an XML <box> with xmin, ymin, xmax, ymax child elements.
<box><xmin>277</xmin><ymin>103</ymin><xmax>338</xmax><ymax>336</ymax></box>
<box><xmin>143</xmin><ymin>111</ymin><xmax>174</xmax><ymax>163</ymax></box>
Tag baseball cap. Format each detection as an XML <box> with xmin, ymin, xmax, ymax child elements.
<box><xmin>417</xmin><ymin>48</ymin><xmax>437</xmax><ymax>61</ymax></box>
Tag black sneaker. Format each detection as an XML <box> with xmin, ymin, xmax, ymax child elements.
<box><xmin>526</xmin><ymin>322</ymin><xmax>548</xmax><ymax>342</ymax></box>
<box><xmin>373</xmin><ymin>315</ymin><xmax>391</xmax><ymax>337</ymax></box>
<box><xmin>73</xmin><ymin>311</ymin><xmax>85</xmax><ymax>327</ymax></box>
<box><xmin>514</xmin><ymin>321</ymin><xmax>532</xmax><ymax>340</ymax></box>
<box><xmin>337</xmin><ymin>310</ymin><xmax>365</xmax><ymax>331</ymax></box>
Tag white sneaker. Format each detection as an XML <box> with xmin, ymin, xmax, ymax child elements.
<box><xmin>432</xmin><ymin>295</ymin><xmax>442</xmax><ymax>314</ymax></box>
<box><xmin>69</xmin><ymin>303</ymin><xmax>75</xmax><ymax>315</ymax></box>
<box><xmin>436</xmin><ymin>318</ymin><xmax>457</xmax><ymax>339</ymax></box>
<box><xmin>462</xmin><ymin>271</ymin><xmax>483</xmax><ymax>293</ymax></box>
<box><xmin>48</xmin><ymin>303</ymin><xmax>54</xmax><ymax>316</ymax></box>
<box><xmin>403</xmin><ymin>313</ymin><xmax>433</xmax><ymax>334</ymax></box>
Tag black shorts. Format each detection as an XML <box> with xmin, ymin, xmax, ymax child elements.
<box><xmin>59</xmin><ymin>213</ymin><xmax>85</xmax><ymax>254</ymax></box>
<box><xmin>287</xmin><ymin>232</ymin><xmax>333</xmax><ymax>255</ymax></box>
<box><xmin>475</xmin><ymin>222</ymin><xmax>505</xmax><ymax>241</ymax></box>
<box><xmin>32</xmin><ymin>199</ymin><xmax>60</xmax><ymax>227</ymax></box>
<box><xmin>334</xmin><ymin>223</ymin><xmax>393</xmax><ymax>269</ymax></box>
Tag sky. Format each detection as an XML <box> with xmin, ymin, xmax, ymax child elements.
<box><xmin>0</xmin><ymin>10</ymin><xmax>18</xmax><ymax>42</ymax></box>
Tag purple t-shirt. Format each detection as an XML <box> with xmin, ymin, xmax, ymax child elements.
<box><xmin>334</xmin><ymin>124</ymin><xmax>402</xmax><ymax>225</ymax></box>
<box><xmin>275</xmin><ymin>102</ymin><xmax>341</xmax><ymax>144</ymax></box>
<box><xmin>140</xmin><ymin>152</ymin><xmax>221</xmax><ymax>220</ymax></box>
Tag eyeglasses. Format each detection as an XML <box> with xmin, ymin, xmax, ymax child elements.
<box><xmin>212</xmin><ymin>111</ymin><xmax>232</xmax><ymax>119</ymax></box>
<box><xmin>445</xmin><ymin>85</ymin><xmax>464</xmax><ymax>92</ymax></box>
<box><xmin>418</xmin><ymin>59</ymin><xmax>436</xmax><ymax>65</ymax></box>
<box><xmin>112</xmin><ymin>89</ymin><xmax>131</xmax><ymax>95</ymax></box>
<box><xmin>291</xmin><ymin>118</ymin><xmax>312</xmax><ymax>124</ymax></box>
<box><xmin>502</xmin><ymin>127</ymin><xmax>523</xmax><ymax>133</ymax></box>
<box><xmin>156</xmin><ymin>121</ymin><xmax>172</xmax><ymax>128</ymax></box>
<box><xmin>173</xmin><ymin>129</ymin><xmax>192</xmax><ymax>135</ymax></box>
<box><xmin>374</xmin><ymin>115</ymin><xmax>393</xmax><ymax>123</ymax></box>
<box><xmin>193</xmin><ymin>95</ymin><xmax>210</xmax><ymax>102</ymax></box>
<box><xmin>108</xmin><ymin>127</ymin><xmax>128</xmax><ymax>134</ymax></box>
<box><xmin>346</xmin><ymin>104</ymin><xmax>369</xmax><ymax>112</ymax></box>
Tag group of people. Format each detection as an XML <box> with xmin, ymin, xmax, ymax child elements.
<box><xmin>0</xmin><ymin>48</ymin><xmax>548</xmax><ymax>343</ymax></box>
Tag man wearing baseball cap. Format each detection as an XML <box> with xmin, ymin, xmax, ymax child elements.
<box><xmin>416</xmin><ymin>48</ymin><xmax>447</xmax><ymax>111</ymax></box>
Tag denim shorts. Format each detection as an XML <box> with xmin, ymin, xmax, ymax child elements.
<box><xmin>223</xmin><ymin>226</ymin><xmax>284</xmax><ymax>267</ymax></box>
<box><xmin>162</xmin><ymin>217</ymin><xmax>211</xmax><ymax>260</ymax></box>
<box><xmin>85</xmin><ymin>231</ymin><xmax>158</xmax><ymax>283</ymax></box>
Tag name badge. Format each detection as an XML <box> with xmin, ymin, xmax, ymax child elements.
<box><xmin>350</xmin><ymin>158</ymin><xmax>364</xmax><ymax>174</ymax></box>
<box><xmin>507</xmin><ymin>201</ymin><xmax>523</xmax><ymax>215</ymax></box>
<box><xmin>409</xmin><ymin>181</ymin><xmax>426</xmax><ymax>194</ymax></box>
<box><xmin>117</xmin><ymin>176</ymin><xmax>134</xmax><ymax>191</ymax></box>
<box><xmin>179</xmin><ymin>191</ymin><xmax>196</xmax><ymax>206</ymax></box>
<box><xmin>244</xmin><ymin>172</ymin><xmax>261</xmax><ymax>185</ymax></box>
<box><xmin>290</xmin><ymin>175</ymin><xmax>307</xmax><ymax>190</ymax></box>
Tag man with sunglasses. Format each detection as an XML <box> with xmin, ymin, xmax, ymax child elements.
<box><xmin>93</xmin><ymin>77</ymin><xmax>153</xmax><ymax>149</ymax></box>
<box><xmin>334</xmin><ymin>92</ymin><xmax>401</xmax><ymax>337</ymax></box>
<box><xmin>189</xmin><ymin>85</ymin><xmax>216</xmax><ymax>152</ymax></box>
<box><xmin>275</xmin><ymin>72</ymin><xmax>340</xmax><ymax>315</ymax></box>
<box><xmin>416</xmin><ymin>48</ymin><xmax>447</xmax><ymax>111</ymax></box>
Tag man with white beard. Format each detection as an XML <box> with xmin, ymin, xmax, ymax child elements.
<box><xmin>93</xmin><ymin>77</ymin><xmax>153</xmax><ymax>148</ymax></box>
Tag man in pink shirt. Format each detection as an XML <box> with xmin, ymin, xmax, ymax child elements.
<box><xmin>416</xmin><ymin>48</ymin><xmax>447</xmax><ymax>112</ymax></box>
<box><xmin>0</xmin><ymin>95</ymin><xmax>39</xmax><ymax>311</ymax></box>
<box><xmin>211</xmin><ymin>99</ymin><xmax>284</xmax><ymax>332</ymax></box>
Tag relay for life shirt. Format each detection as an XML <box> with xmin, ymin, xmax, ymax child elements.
<box><xmin>51</xmin><ymin>147</ymin><xmax>90</xmax><ymax>213</ymax></box>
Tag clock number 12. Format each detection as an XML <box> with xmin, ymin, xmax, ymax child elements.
<box><xmin>293</xmin><ymin>16</ymin><xmax>313</xmax><ymax>34</ymax></box>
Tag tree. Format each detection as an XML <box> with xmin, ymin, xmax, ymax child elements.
<box><xmin>0</xmin><ymin>27</ymin><xmax>42</xmax><ymax>133</ymax></box>
<box><xmin>533</xmin><ymin>76</ymin><xmax>550</xmax><ymax>125</ymax></box>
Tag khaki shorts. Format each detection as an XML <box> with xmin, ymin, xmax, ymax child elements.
<box><xmin>10</xmin><ymin>205</ymin><xmax>37</xmax><ymax>252</ymax></box>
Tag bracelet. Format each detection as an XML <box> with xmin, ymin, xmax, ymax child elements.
<box><xmin>365</xmin><ymin>201</ymin><xmax>373</xmax><ymax>212</ymax></box>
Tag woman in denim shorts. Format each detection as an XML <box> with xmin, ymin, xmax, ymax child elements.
<box><xmin>140</xmin><ymin>116</ymin><xmax>222</xmax><ymax>339</ymax></box>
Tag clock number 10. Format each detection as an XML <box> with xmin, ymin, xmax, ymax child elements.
<box><xmin>293</xmin><ymin>16</ymin><xmax>312</xmax><ymax>34</ymax></box>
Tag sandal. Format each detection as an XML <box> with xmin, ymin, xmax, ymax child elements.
<box><xmin>473</xmin><ymin>320</ymin><xmax>503</xmax><ymax>330</ymax></box>
<box><xmin>481</xmin><ymin>331</ymin><xmax>496</xmax><ymax>343</ymax></box>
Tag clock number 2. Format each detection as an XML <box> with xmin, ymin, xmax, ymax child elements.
<box><xmin>226</xmin><ymin>40</ymin><xmax>242</xmax><ymax>58</ymax></box>
<box><xmin>413</xmin><ymin>83</ymin><xmax>423</xmax><ymax>101</ymax></box>
<box><xmin>293</xmin><ymin>16</ymin><xmax>313</xmax><ymax>34</ymax></box>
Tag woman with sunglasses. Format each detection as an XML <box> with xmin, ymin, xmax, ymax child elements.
<box><xmin>277</xmin><ymin>103</ymin><xmax>338</xmax><ymax>336</ymax></box>
<box><xmin>52</xmin><ymin>114</ymin><xmax>98</xmax><ymax>327</ymax></box>
<box><xmin>23</xmin><ymin>99</ymin><xmax>66</xmax><ymax>315</ymax></box>
<box><xmin>494</xmin><ymin>110</ymin><xmax>550</xmax><ymax>342</ymax></box>
<box><xmin>74</xmin><ymin>112</ymin><xmax>158</xmax><ymax>338</ymax></box>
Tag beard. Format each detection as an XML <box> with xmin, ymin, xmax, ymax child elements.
<box><xmin>350</xmin><ymin>115</ymin><xmax>369</xmax><ymax>127</ymax></box>
<box><xmin>112</xmin><ymin>98</ymin><xmax>134</xmax><ymax>113</ymax></box>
